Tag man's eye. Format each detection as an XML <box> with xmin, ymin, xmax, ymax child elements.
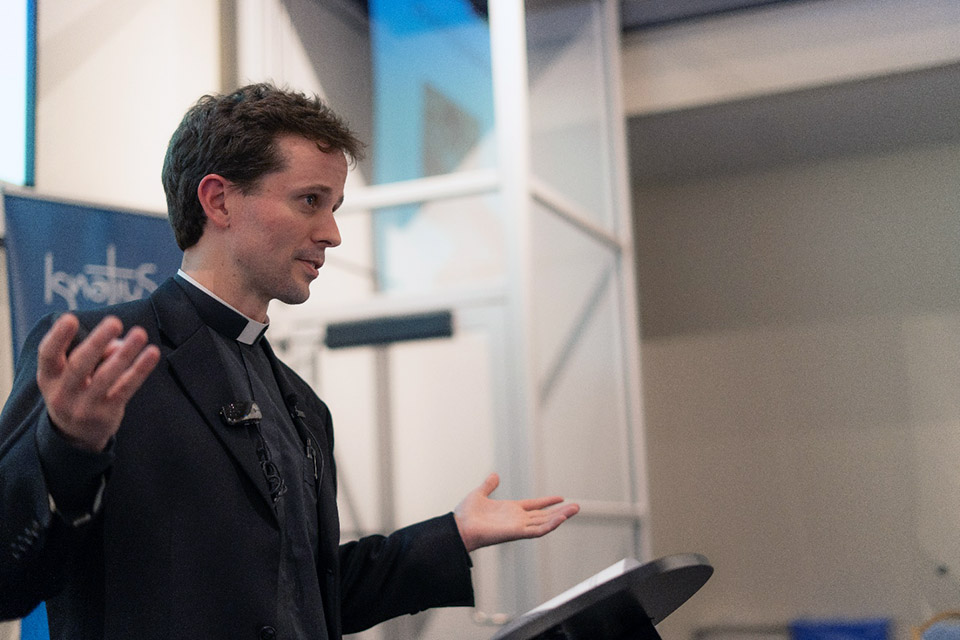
<box><xmin>304</xmin><ymin>195</ymin><xmax>317</xmax><ymax>207</ymax></box>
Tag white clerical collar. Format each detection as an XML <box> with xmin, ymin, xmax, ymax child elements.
<box><xmin>176</xmin><ymin>269</ymin><xmax>269</xmax><ymax>345</ymax></box>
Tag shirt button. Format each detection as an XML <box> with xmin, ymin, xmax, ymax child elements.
<box><xmin>258</xmin><ymin>625</ymin><xmax>276</xmax><ymax>640</ymax></box>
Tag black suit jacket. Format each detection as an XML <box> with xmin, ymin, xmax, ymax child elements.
<box><xmin>0</xmin><ymin>278</ymin><xmax>473</xmax><ymax>639</ymax></box>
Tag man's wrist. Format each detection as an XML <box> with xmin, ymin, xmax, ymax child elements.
<box><xmin>36</xmin><ymin>411</ymin><xmax>114</xmax><ymax>516</ymax></box>
<box><xmin>46</xmin><ymin>411</ymin><xmax>110</xmax><ymax>453</ymax></box>
<box><xmin>453</xmin><ymin>511</ymin><xmax>478</xmax><ymax>553</ymax></box>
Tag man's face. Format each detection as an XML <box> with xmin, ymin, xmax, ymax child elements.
<box><xmin>224</xmin><ymin>134</ymin><xmax>346</xmax><ymax>314</ymax></box>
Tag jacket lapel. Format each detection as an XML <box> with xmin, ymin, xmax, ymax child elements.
<box><xmin>151</xmin><ymin>279</ymin><xmax>279</xmax><ymax>522</ymax></box>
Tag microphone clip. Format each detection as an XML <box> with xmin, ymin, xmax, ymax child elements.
<box><xmin>220</xmin><ymin>401</ymin><xmax>262</xmax><ymax>427</ymax></box>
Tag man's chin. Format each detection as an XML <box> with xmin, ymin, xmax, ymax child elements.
<box><xmin>276</xmin><ymin>287</ymin><xmax>311</xmax><ymax>306</ymax></box>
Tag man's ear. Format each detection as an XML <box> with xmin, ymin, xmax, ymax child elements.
<box><xmin>197</xmin><ymin>174</ymin><xmax>231</xmax><ymax>230</ymax></box>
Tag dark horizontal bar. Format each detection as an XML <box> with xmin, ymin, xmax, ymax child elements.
<box><xmin>324</xmin><ymin>310</ymin><xmax>453</xmax><ymax>349</ymax></box>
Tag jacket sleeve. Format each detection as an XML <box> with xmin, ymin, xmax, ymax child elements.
<box><xmin>0</xmin><ymin>315</ymin><xmax>111</xmax><ymax>620</ymax></box>
<box><xmin>338</xmin><ymin>513</ymin><xmax>475</xmax><ymax>634</ymax></box>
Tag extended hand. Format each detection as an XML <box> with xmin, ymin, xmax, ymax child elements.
<box><xmin>36</xmin><ymin>314</ymin><xmax>160</xmax><ymax>452</ymax></box>
<box><xmin>454</xmin><ymin>473</ymin><xmax>580</xmax><ymax>553</ymax></box>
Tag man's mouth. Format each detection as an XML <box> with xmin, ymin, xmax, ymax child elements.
<box><xmin>298</xmin><ymin>258</ymin><xmax>322</xmax><ymax>276</ymax></box>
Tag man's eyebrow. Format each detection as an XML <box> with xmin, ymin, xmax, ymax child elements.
<box><xmin>296</xmin><ymin>184</ymin><xmax>334</xmax><ymax>196</ymax></box>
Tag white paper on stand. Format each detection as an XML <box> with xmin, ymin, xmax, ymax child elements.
<box><xmin>529</xmin><ymin>558</ymin><xmax>643</xmax><ymax>614</ymax></box>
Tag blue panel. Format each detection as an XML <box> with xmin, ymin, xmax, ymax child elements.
<box><xmin>3</xmin><ymin>192</ymin><xmax>182</xmax><ymax>363</ymax></box>
<box><xmin>21</xmin><ymin>603</ymin><xmax>48</xmax><ymax>640</ymax></box>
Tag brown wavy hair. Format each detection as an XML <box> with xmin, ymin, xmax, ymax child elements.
<box><xmin>162</xmin><ymin>83</ymin><xmax>364</xmax><ymax>250</ymax></box>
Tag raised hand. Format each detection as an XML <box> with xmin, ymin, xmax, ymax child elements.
<box><xmin>36</xmin><ymin>313</ymin><xmax>160</xmax><ymax>452</ymax></box>
<box><xmin>454</xmin><ymin>472</ymin><xmax>580</xmax><ymax>553</ymax></box>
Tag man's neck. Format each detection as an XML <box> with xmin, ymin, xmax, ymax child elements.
<box><xmin>176</xmin><ymin>270</ymin><xmax>269</xmax><ymax>345</ymax></box>
<box><xmin>177</xmin><ymin>267</ymin><xmax>270</xmax><ymax>324</ymax></box>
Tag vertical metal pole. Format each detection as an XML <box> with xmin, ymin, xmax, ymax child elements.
<box><xmin>600</xmin><ymin>0</ymin><xmax>652</xmax><ymax>562</ymax></box>
<box><xmin>374</xmin><ymin>346</ymin><xmax>396</xmax><ymax>533</ymax></box>
<box><xmin>374</xmin><ymin>345</ymin><xmax>424</xmax><ymax>640</ymax></box>
<box><xmin>488</xmin><ymin>0</ymin><xmax>541</xmax><ymax>613</ymax></box>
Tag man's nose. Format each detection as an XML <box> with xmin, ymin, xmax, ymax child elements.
<box><xmin>314</xmin><ymin>212</ymin><xmax>341</xmax><ymax>248</ymax></box>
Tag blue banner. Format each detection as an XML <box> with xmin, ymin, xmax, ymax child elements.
<box><xmin>3</xmin><ymin>190</ymin><xmax>182</xmax><ymax>362</ymax></box>
<box><xmin>2</xmin><ymin>188</ymin><xmax>182</xmax><ymax>639</ymax></box>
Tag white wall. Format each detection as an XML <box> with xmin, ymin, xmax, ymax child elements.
<box><xmin>6</xmin><ymin>0</ymin><xmax>221</xmax><ymax>404</ymax></box>
<box><xmin>634</xmin><ymin>138</ymin><xmax>960</xmax><ymax>639</ymax></box>
<box><xmin>35</xmin><ymin>0</ymin><xmax>221</xmax><ymax>212</ymax></box>
<box><xmin>624</xmin><ymin>3</ymin><xmax>960</xmax><ymax>637</ymax></box>
<box><xmin>1</xmin><ymin>0</ymin><xmax>219</xmax><ymax>440</ymax></box>
<box><xmin>0</xmin><ymin>0</ymin><xmax>220</xmax><ymax>450</ymax></box>
<box><xmin>0</xmin><ymin>620</ymin><xmax>17</xmax><ymax>640</ymax></box>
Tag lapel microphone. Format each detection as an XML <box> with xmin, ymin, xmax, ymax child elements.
<box><xmin>219</xmin><ymin>401</ymin><xmax>262</xmax><ymax>427</ymax></box>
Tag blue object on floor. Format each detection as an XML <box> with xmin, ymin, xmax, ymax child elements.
<box><xmin>790</xmin><ymin>618</ymin><xmax>891</xmax><ymax>640</ymax></box>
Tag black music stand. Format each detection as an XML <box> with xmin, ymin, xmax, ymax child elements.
<box><xmin>490</xmin><ymin>554</ymin><xmax>713</xmax><ymax>640</ymax></box>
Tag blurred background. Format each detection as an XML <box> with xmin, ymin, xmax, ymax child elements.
<box><xmin>1</xmin><ymin>1</ymin><xmax>959</xmax><ymax>639</ymax></box>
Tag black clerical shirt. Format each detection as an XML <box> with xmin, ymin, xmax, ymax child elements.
<box><xmin>175</xmin><ymin>272</ymin><xmax>327</xmax><ymax>639</ymax></box>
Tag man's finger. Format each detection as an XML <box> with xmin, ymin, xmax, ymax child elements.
<box><xmin>60</xmin><ymin>316</ymin><xmax>124</xmax><ymax>392</ymax></box>
<box><xmin>37</xmin><ymin>313</ymin><xmax>81</xmax><ymax>379</ymax></box>
<box><xmin>558</xmin><ymin>503</ymin><xmax>580</xmax><ymax>518</ymax></box>
<box><xmin>102</xmin><ymin>338</ymin><xmax>125</xmax><ymax>361</ymax></box>
<box><xmin>524</xmin><ymin>508</ymin><xmax>577</xmax><ymax>538</ymax></box>
<box><xmin>518</xmin><ymin>495</ymin><xmax>565</xmax><ymax>511</ymax></box>
<box><xmin>477</xmin><ymin>472</ymin><xmax>500</xmax><ymax>497</ymax></box>
<box><xmin>87</xmin><ymin>327</ymin><xmax>151</xmax><ymax>397</ymax></box>
<box><xmin>521</xmin><ymin>502</ymin><xmax>579</xmax><ymax>531</ymax></box>
<box><xmin>538</xmin><ymin>513</ymin><xmax>570</xmax><ymax>535</ymax></box>
<box><xmin>106</xmin><ymin>344</ymin><xmax>160</xmax><ymax>405</ymax></box>
<box><xmin>534</xmin><ymin>504</ymin><xmax>580</xmax><ymax>524</ymax></box>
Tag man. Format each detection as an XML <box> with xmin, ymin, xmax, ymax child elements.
<box><xmin>0</xmin><ymin>84</ymin><xmax>578</xmax><ymax>639</ymax></box>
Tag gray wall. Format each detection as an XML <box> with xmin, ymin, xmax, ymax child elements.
<box><xmin>630</xmin><ymin>70</ymin><xmax>960</xmax><ymax>639</ymax></box>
